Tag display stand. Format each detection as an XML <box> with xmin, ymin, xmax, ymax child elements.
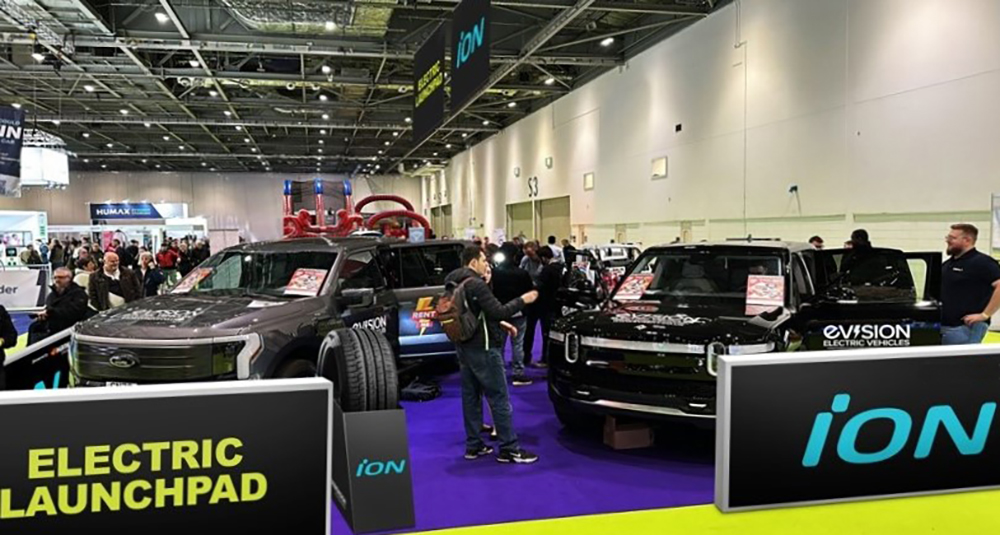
<box><xmin>333</xmin><ymin>399</ymin><xmax>415</xmax><ymax>534</ymax></box>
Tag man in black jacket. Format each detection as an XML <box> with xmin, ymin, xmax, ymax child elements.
<box><xmin>491</xmin><ymin>243</ymin><xmax>535</xmax><ymax>386</ymax></box>
<box><xmin>445</xmin><ymin>245</ymin><xmax>539</xmax><ymax>464</ymax></box>
<box><xmin>28</xmin><ymin>268</ymin><xmax>90</xmax><ymax>343</ymax></box>
<box><xmin>88</xmin><ymin>252</ymin><xmax>142</xmax><ymax>312</ymax></box>
<box><xmin>137</xmin><ymin>252</ymin><xmax>166</xmax><ymax>298</ymax></box>
<box><xmin>535</xmin><ymin>247</ymin><xmax>564</xmax><ymax>366</ymax></box>
<box><xmin>0</xmin><ymin>304</ymin><xmax>18</xmax><ymax>390</ymax></box>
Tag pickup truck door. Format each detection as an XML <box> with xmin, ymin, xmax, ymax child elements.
<box><xmin>380</xmin><ymin>243</ymin><xmax>463</xmax><ymax>359</ymax></box>
<box><xmin>334</xmin><ymin>249</ymin><xmax>398</xmax><ymax>344</ymax></box>
<box><xmin>796</xmin><ymin>248</ymin><xmax>942</xmax><ymax>350</ymax></box>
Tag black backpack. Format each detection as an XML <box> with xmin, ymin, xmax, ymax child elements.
<box><xmin>436</xmin><ymin>278</ymin><xmax>480</xmax><ymax>343</ymax></box>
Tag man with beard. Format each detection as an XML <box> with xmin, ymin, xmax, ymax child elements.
<box><xmin>29</xmin><ymin>267</ymin><xmax>90</xmax><ymax>343</ymax></box>
<box><xmin>941</xmin><ymin>223</ymin><xmax>1000</xmax><ymax>345</ymax></box>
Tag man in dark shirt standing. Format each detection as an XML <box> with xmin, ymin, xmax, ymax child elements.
<box><xmin>491</xmin><ymin>243</ymin><xmax>534</xmax><ymax>386</ymax></box>
<box><xmin>445</xmin><ymin>245</ymin><xmax>539</xmax><ymax>464</ymax></box>
<box><xmin>941</xmin><ymin>224</ymin><xmax>1000</xmax><ymax>345</ymax></box>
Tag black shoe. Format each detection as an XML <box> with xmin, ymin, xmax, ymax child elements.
<box><xmin>464</xmin><ymin>446</ymin><xmax>494</xmax><ymax>460</ymax></box>
<box><xmin>497</xmin><ymin>449</ymin><xmax>539</xmax><ymax>464</ymax></box>
<box><xmin>512</xmin><ymin>375</ymin><xmax>533</xmax><ymax>386</ymax></box>
<box><xmin>480</xmin><ymin>424</ymin><xmax>494</xmax><ymax>435</ymax></box>
<box><xmin>490</xmin><ymin>428</ymin><xmax>498</xmax><ymax>441</ymax></box>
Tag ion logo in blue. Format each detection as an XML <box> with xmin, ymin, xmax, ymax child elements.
<box><xmin>455</xmin><ymin>16</ymin><xmax>486</xmax><ymax>70</ymax></box>
<box><xmin>355</xmin><ymin>458</ymin><xmax>407</xmax><ymax>478</ymax></box>
<box><xmin>802</xmin><ymin>393</ymin><xmax>996</xmax><ymax>467</ymax></box>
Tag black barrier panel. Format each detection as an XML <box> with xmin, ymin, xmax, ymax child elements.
<box><xmin>333</xmin><ymin>399</ymin><xmax>415</xmax><ymax>534</ymax></box>
<box><xmin>450</xmin><ymin>0</ymin><xmax>491</xmax><ymax>112</ymax></box>
<box><xmin>414</xmin><ymin>25</ymin><xmax>446</xmax><ymax>145</ymax></box>
<box><xmin>3</xmin><ymin>329</ymin><xmax>72</xmax><ymax>390</ymax></box>
<box><xmin>0</xmin><ymin>379</ymin><xmax>331</xmax><ymax>534</ymax></box>
<box><xmin>716</xmin><ymin>346</ymin><xmax>1000</xmax><ymax>511</ymax></box>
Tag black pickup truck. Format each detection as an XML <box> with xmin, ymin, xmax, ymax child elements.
<box><xmin>70</xmin><ymin>237</ymin><xmax>466</xmax><ymax>411</ymax></box>
<box><xmin>548</xmin><ymin>241</ymin><xmax>942</xmax><ymax>428</ymax></box>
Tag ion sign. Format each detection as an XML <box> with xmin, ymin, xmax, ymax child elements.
<box><xmin>450</xmin><ymin>0</ymin><xmax>491</xmax><ymax>112</ymax></box>
<box><xmin>715</xmin><ymin>345</ymin><xmax>1000</xmax><ymax>511</ymax></box>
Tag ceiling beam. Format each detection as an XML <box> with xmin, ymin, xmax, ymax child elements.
<box><xmin>34</xmin><ymin>115</ymin><xmax>499</xmax><ymax>132</ymax></box>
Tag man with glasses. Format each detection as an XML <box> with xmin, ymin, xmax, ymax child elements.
<box><xmin>941</xmin><ymin>224</ymin><xmax>1000</xmax><ymax>344</ymax></box>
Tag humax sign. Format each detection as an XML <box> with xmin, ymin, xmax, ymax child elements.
<box><xmin>89</xmin><ymin>202</ymin><xmax>188</xmax><ymax>220</ymax></box>
<box><xmin>715</xmin><ymin>345</ymin><xmax>1000</xmax><ymax>511</ymax></box>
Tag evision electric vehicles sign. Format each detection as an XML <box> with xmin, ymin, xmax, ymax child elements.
<box><xmin>715</xmin><ymin>345</ymin><xmax>1000</xmax><ymax>511</ymax></box>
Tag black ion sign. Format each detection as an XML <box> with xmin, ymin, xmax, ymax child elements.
<box><xmin>716</xmin><ymin>345</ymin><xmax>1000</xmax><ymax>511</ymax></box>
<box><xmin>0</xmin><ymin>379</ymin><xmax>331</xmax><ymax>534</ymax></box>
<box><xmin>414</xmin><ymin>24</ymin><xmax>446</xmax><ymax>145</ymax></box>
<box><xmin>450</xmin><ymin>0</ymin><xmax>491</xmax><ymax>112</ymax></box>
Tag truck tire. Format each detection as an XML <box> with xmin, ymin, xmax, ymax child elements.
<box><xmin>275</xmin><ymin>359</ymin><xmax>317</xmax><ymax>379</ymax></box>
<box><xmin>321</xmin><ymin>328</ymin><xmax>399</xmax><ymax>412</ymax></box>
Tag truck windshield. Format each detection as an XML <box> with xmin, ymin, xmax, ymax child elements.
<box><xmin>178</xmin><ymin>250</ymin><xmax>338</xmax><ymax>297</ymax></box>
<box><xmin>613</xmin><ymin>249</ymin><xmax>785</xmax><ymax>315</ymax></box>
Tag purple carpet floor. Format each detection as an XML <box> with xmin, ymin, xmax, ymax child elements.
<box><xmin>333</xmin><ymin>334</ymin><xmax>716</xmax><ymax>534</ymax></box>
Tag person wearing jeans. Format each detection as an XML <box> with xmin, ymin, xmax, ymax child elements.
<box><xmin>491</xmin><ymin>242</ymin><xmax>534</xmax><ymax>385</ymax></box>
<box><xmin>445</xmin><ymin>246</ymin><xmax>540</xmax><ymax>464</ymax></box>
<box><xmin>941</xmin><ymin>224</ymin><xmax>1000</xmax><ymax>345</ymax></box>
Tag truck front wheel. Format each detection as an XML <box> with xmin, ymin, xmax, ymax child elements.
<box><xmin>275</xmin><ymin>359</ymin><xmax>317</xmax><ymax>379</ymax></box>
<box><xmin>319</xmin><ymin>328</ymin><xmax>399</xmax><ymax>412</ymax></box>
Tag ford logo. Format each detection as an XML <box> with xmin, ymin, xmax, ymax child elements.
<box><xmin>109</xmin><ymin>353</ymin><xmax>139</xmax><ymax>369</ymax></box>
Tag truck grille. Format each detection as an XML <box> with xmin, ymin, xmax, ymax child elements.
<box><xmin>72</xmin><ymin>341</ymin><xmax>215</xmax><ymax>382</ymax></box>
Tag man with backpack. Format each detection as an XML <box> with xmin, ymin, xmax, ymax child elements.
<box><xmin>440</xmin><ymin>245</ymin><xmax>540</xmax><ymax>464</ymax></box>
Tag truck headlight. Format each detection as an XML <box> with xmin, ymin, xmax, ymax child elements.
<box><xmin>565</xmin><ymin>333</ymin><xmax>579</xmax><ymax>364</ymax></box>
<box><xmin>212</xmin><ymin>341</ymin><xmax>246</xmax><ymax>375</ymax></box>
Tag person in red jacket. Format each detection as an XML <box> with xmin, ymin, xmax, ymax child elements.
<box><xmin>156</xmin><ymin>243</ymin><xmax>180</xmax><ymax>284</ymax></box>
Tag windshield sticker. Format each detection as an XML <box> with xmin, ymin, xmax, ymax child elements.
<box><xmin>745</xmin><ymin>275</ymin><xmax>785</xmax><ymax>315</ymax></box>
<box><xmin>615</xmin><ymin>274</ymin><xmax>654</xmax><ymax>300</ymax></box>
<box><xmin>171</xmin><ymin>268</ymin><xmax>213</xmax><ymax>294</ymax></box>
<box><xmin>112</xmin><ymin>309</ymin><xmax>202</xmax><ymax>324</ymax></box>
<box><xmin>284</xmin><ymin>268</ymin><xmax>329</xmax><ymax>297</ymax></box>
<box><xmin>610</xmin><ymin>313</ymin><xmax>708</xmax><ymax>327</ymax></box>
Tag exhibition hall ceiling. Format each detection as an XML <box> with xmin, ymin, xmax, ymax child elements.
<box><xmin>0</xmin><ymin>0</ymin><xmax>723</xmax><ymax>174</ymax></box>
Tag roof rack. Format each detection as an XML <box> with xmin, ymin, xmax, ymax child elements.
<box><xmin>725</xmin><ymin>235</ymin><xmax>782</xmax><ymax>242</ymax></box>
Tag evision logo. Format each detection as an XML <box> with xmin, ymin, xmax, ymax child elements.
<box><xmin>455</xmin><ymin>16</ymin><xmax>486</xmax><ymax>69</ymax></box>
<box><xmin>355</xmin><ymin>458</ymin><xmax>407</xmax><ymax>478</ymax></box>
<box><xmin>802</xmin><ymin>393</ymin><xmax>996</xmax><ymax>467</ymax></box>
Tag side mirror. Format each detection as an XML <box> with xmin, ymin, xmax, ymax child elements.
<box><xmin>340</xmin><ymin>288</ymin><xmax>375</xmax><ymax>309</ymax></box>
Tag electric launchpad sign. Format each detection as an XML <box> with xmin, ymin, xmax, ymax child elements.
<box><xmin>0</xmin><ymin>380</ymin><xmax>332</xmax><ymax>534</ymax></box>
<box><xmin>450</xmin><ymin>0</ymin><xmax>491</xmax><ymax>112</ymax></box>
<box><xmin>414</xmin><ymin>25</ymin><xmax>446</xmax><ymax>145</ymax></box>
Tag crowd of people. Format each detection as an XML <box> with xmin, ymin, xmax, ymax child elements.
<box><xmin>16</xmin><ymin>236</ymin><xmax>211</xmax><ymax>345</ymax></box>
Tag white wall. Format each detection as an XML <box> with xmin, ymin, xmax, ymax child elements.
<box><xmin>1</xmin><ymin>172</ymin><xmax>423</xmax><ymax>242</ymax></box>
<box><xmin>438</xmin><ymin>0</ymin><xmax>1000</xmax><ymax>252</ymax></box>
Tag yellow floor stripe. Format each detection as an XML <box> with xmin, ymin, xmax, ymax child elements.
<box><xmin>416</xmin><ymin>489</ymin><xmax>1000</xmax><ymax>535</ymax></box>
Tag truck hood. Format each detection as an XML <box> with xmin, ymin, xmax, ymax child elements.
<box><xmin>74</xmin><ymin>293</ymin><xmax>316</xmax><ymax>340</ymax></box>
<box><xmin>555</xmin><ymin>300</ymin><xmax>785</xmax><ymax>346</ymax></box>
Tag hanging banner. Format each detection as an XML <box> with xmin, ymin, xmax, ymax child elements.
<box><xmin>0</xmin><ymin>106</ymin><xmax>26</xmax><ymax>198</ymax></box>
<box><xmin>0</xmin><ymin>268</ymin><xmax>48</xmax><ymax>310</ymax></box>
<box><xmin>450</xmin><ymin>0</ymin><xmax>492</xmax><ymax>112</ymax></box>
<box><xmin>89</xmin><ymin>202</ymin><xmax>188</xmax><ymax>220</ymax></box>
<box><xmin>414</xmin><ymin>25</ymin><xmax>446</xmax><ymax>145</ymax></box>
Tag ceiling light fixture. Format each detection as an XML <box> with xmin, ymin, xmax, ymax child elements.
<box><xmin>507</xmin><ymin>102</ymin><xmax>517</xmax><ymax>108</ymax></box>
<box><xmin>446</xmin><ymin>143</ymin><xmax>452</xmax><ymax>149</ymax></box>
<box><xmin>251</xmin><ymin>148</ymin><xmax>257</xmax><ymax>152</ymax></box>
<box><xmin>155</xmin><ymin>12</ymin><xmax>170</xmax><ymax>23</ymax></box>
<box><xmin>482</xmin><ymin>120</ymin><xmax>490</xmax><ymax>126</ymax></box>
<box><xmin>209</xmin><ymin>90</ymin><xmax>218</xmax><ymax>97</ymax></box>
<box><xmin>319</xmin><ymin>140</ymin><xmax>324</xmax><ymax>145</ymax></box>
<box><xmin>144</xmin><ymin>122</ymin><xmax>151</xmax><ymax>128</ymax></box>
<box><xmin>142</xmin><ymin>159</ymin><xmax>148</xmax><ymax>163</ymax></box>
<box><xmin>320</xmin><ymin>129</ymin><xmax>327</xmax><ymax>135</ymax></box>
<box><xmin>462</xmin><ymin>133</ymin><xmax>468</xmax><ymax>138</ymax></box>
<box><xmin>235</xmin><ymin>125</ymin><xmax>243</xmax><ymax>131</ymax></box>
<box><xmin>84</xmin><ymin>159</ymin><xmax>90</xmax><ymax>163</ymax></box>
<box><xmin>319</xmin><ymin>94</ymin><xmax>328</xmax><ymax>102</ymax></box>
<box><xmin>377</xmin><ymin>150</ymin><xmax>383</xmax><ymax>155</ymax></box>
<box><xmin>202</xmin><ymin>162</ymin><xmax>207</xmax><ymax>167</ymax></box>
<box><xmin>106</xmin><ymin>143</ymin><xmax>113</xmax><ymax>148</ymax></box>
<box><xmin>178</xmin><ymin>145</ymin><xmax>185</xmax><ymax>150</ymax></box>
<box><xmin>224</xmin><ymin>110</ymin><xmax>232</xmax><ymax>117</ymax></box>
<box><xmin>384</xmin><ymin>141</ymin><xmax>390</xmax><ymax>146</ymax></box>
<box><xmin>321</xmin><ymin>65</ymin><xmax>332</xmax><ymax>75</ymax></box>
<box><xmin>325</xmin><ymin>21</ymin><xmax>336</xmax><ymax>31</ymax></box>
<box><xmin>544</xmin><ymin>77</ymin><xmax>555</xmax><ymax>86</ymax></box>
<box><xmin>11</xmin><ymin>103</ymin><xmax>21</xmax><ymax>109</ymax></box>
<box><xmin>120</xmin><ymin>109</ymin><xmax>129</xmax><ymax>115</ymax></box>
<box><xmin>189</xmin><ymin>59</ymin><xmax>200</xmax><ymax>68</ymax></box>
<box><xmin>84</xmin><ymin>85</ymin><xmax>95</xmax><ymax>92</ymax></box>
<box><xmin>600</xmin><ymin>37</ymin><xmax>615</xmax><ymax>47</ymax></box>
<box><xmin>404</xmin><ymin>117</ymin><xmax>412</xmax><ymax>123</ymax></box>
<box><xmin>31</xmin><ymin>51</ymin><xmax>46</xmax><ymax>62</ymax></box>
<box><xmin>392</xmin><ymin>132</ymin><xmax>399</xmax><ymax>137</ymax></box>
<box><xmin>82</xmin><ymin>132</ymin><xmax>90</xmax><ymax>138</ymax></box>
<box><xmin>163</xmin><ymin>136</ymin><xmax>170</xmax><ymax>141</ymax></box>
<box><xmin>52</xmin><ymin>120</ymin><xmax>61</xmax><ymax>126</ymax></box>
<box><xmin>322</xmin><ymin>114</ymin><xmax>330</xmax><ymax>120</ymax></box>
<box><xmin>244</xmin><ymin>137</ymin><xmax>251</xmax><ymax>143</ymax></box>
<box><xmin>156</xmin><ymin>164</ymin><xmax>161</xmax><ymax>168</ymax></box>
